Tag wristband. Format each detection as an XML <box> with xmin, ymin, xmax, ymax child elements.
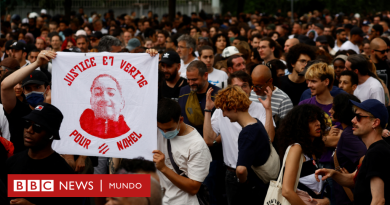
<box><xmin>204</xmin><ymin>109</ymin><xmax>212</xmax><ymax>112</ymax></box>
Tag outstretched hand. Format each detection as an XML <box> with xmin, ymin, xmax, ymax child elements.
<box><xmin>315</xmin><ymin>168</ymin><xmax>334</xmax><ymax>182</ymax></box>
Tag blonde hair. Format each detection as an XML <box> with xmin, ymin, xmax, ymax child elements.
<box><xmin>214</xmin><ymin>86</ymin><xmax>251</xmax><ymax>112</ymax></box>
<box><xmin>305</xmin><ymin>62</ymin><xmax>335</xmax><ymax>89</ymax></box>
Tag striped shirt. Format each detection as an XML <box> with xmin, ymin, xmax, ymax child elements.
<box><xmin>249</xmin><ymin>87</ymin><xmax>293</xmax><ymax>119</ymax></box>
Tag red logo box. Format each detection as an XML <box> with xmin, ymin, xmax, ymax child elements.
<box><xmin>8</xmin><ymin>174</ymin><xmax>150</xmax><ymax>197</ymax></box>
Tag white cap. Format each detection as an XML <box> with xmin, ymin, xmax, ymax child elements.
<box><xmin>354</xmin><ymin>13</ymin><xmax>360</xmax><ymax>19</ymax></box>
<box><xmin>75</xmin><ymin>30</ymin><xmax>87</xmax><ymax>36</ymax></box>
<box><xmin>22</xmin><ymin>18</ymin><xmax>29</xmax><ymax>24</ymax></box>
<box><xmin>28</xmin><ymin>12</ymin><xmax>39</xmax><ymax>18</ymax></box>
<box><xmin>41</xmin><ymin>9</ymin><xmax>47</xmax><ymax>14</ymax></box>
<box><xmin>222</xmin><ymin>46</ymin><xmax>240</xmax><ymax>58</ymax></box>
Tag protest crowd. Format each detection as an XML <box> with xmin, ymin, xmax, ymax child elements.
<box><xmin>1</xmin><ymin>6</ymin><xmax>390</xmax><ymax>205</ymax></box>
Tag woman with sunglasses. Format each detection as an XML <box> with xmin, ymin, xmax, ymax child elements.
<box><xmin>328</xmin><ymin>93</ymin><xmax>366</xmax><ymax>205</ymax></box>
<box><xmin>277</xmin><ymin>104</ymin><xmax>330</xmax><ymax>205</ymax></box>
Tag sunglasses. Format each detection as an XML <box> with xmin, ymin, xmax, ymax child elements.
<box><xmin>354</xmin><ymin>113</ymin><xmax>372</xmax><ymax>122</ymax></box>
<box><xmin>23</xmin><ymin>120</ymin><xmax>43</xmax><ymax>133</ymax></box>
<box><xmin>374</xmin><ymin>49</ymin><xmax>389</xmax><ymax>54</ymax></box>
<box><xmin>252</xmin><ymin>78</ymin><xmax>271</xmax><ymax>90</ymax></box>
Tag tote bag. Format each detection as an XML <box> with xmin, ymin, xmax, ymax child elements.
<box><xmin>263</xmin><ymin>144</ymin><xmax>304</xmax><ymax>205</ymax></box>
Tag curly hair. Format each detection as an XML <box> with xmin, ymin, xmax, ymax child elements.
<box><xmin>212</xmin><ymin>33</ymin><xmax>230</xmax><ymax>53</ymax></box>
<box><xmin>286</xmin><ymin>44</ymin><xmax>316</xmax><ymax>73</ymax></box>
<box><xmin>277</xmin><ymin>104</ymin><xmax>326</xmax><ymax>159</ymax></box>
<box><xmin>214</xmin><ymin>86</ymin><xmax>250</xmax><ymax>112</ymax></box>
<box><xmin>333</xmin><ymin>94</ymin><xmax>360</xmax><ymax>126</ymax></box>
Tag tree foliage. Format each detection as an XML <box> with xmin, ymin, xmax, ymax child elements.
<box><xmin>223</xmin><ymin>0</ymin><xmax>390</xmax><ymax>17</ymax></box>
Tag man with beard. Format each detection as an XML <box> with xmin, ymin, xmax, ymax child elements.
<box><xmin>279</xmin><ymin>44</ymin><xmax>316</xmax><ymax>106</ymax></box>
<box><xmin>370</xmin><ymin>38</ymin><xmax>390</xmax><ymax>89</ymax></box>
<box><xmin>160</xmin><ymin>51</ymin><xmax>188</xmax><ymax>101</ymax></box>
<box><xmin>333</xmin><ymin>29</ymin><xmax>347</xmax><ymax>52</ymax></box>
<box><xmin>178</xmin><ymin>60</ymin><xmax>220</xmax><ymax>135</ymax></box>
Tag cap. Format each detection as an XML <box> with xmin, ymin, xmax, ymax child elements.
<box><xmin>120</xmin><ymin>24</ymin><xmax>128</xmax><ymax>29</ymax></box>
<box><xmin>11</xmin><ymin>14</ymin><xmax>20</xmax><ymax>21</ymax></box>
<box><xmin>22</xmin><ymin>18</ymin><xmax>29</xmax><ymax>24</ymax></box>
<box><xmin>350</xmin><ymin>99</ymin><xmax>388</xmax><ymax>128</ymax></box>
<box><xmin>315</xmin><ymin>23</ymin><xmax>324</xmax><ymax>30</ymax></box>
<box><xmin>266</xmin><ymin>24</ymin><xmax>276</xmax><ymax>30</ymax></box>
<box><xmin>222</xmin><ymin>46</ymin><xmax>240</xmax><ymax>58</ymax></box>
<box><xmin>63</xmin><ymin>28</ymin><xmax>73</xmax><ymax>37</ymax></box>
<box><xmin>126</xmin><ymin>38</ymin><xmax>141</xmax><ymax>51</ymax></box>
<box><xmin>362</xmin><ymin>20</ymin><xmax>371</xmax><ymax>26</ymax></box>
<box><xmin>11</xmin><ymin>41</ymin><xmax>26</xmax><ymax>51</ymax></box>
<box><xmin>350</xmin><ymin>27</ymin><xmax>365</xmax><ymax>37</ymax></box>
<box><xmin>22</xmin><ymin>103</ymin><xmax>63</xmax><ymax>140</ymax></box>
<box><xmin>0</xmin><ymin>57</ymin><xmax>20</xmax><ymax>70</ymax></box>
<box><xmin>75</xmin><ymin>30</ymin><xmax>87</xmax><ymax>36</ymax></box>
<box><xmin>28</xmin><ymin>12</ymin><xmax>39</xmax><ymax>19</ymax></box>
<box><xmin>5</xmin><ymin>40</ymin><xmax>16</xmax><ymax>50</ymax></box>
<box><xmin>41</xmin><ymin>9</ymin><xmax>47</xmax><ymax>14</ymax></box>
<box><xmin>91</xmin><ymin>31</ymin><xmax>103</xmax><ymax>39</ymax></box>
<box><xmin>316</xmin><ymin>35</ymin><xmax>328</xmax><ymax>43</ymax></box>
<box><xmin>22</xmin><ymin>70</ymin><xmax>49</xmax><ymax>87</ymax></box>
<box><xmin>333</xmin><ymin>54</ymin><xmax>348</xmax><ymax>64</ymax></box>
<box><xmin>354</xmin><ymin>13</ymin><xmax>361</xmax><ymax>19</ymax></box>
<box><xmin>159</xmin><ymin>51</ymin><xmax>180</xmax><ymax>65</ymax></box>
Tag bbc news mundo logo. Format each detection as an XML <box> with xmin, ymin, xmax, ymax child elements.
<box><xmin>8</xmin><ymin>174</ymin><xmax>150</xmax><ymax>197</ymax></box>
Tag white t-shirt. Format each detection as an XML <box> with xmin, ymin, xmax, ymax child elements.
<box><xmin>211</xmin><ymin>102</ymin><xmax>275</xmax><ymax>169</ymax></box>
<box><xmin>180</xmin><ymin>57</ymin><xmax>198</xmax><ymax>78</ymax></box>
<box><xmin>0</xmin><ymin>104</ymin><xmax>10</xmax><ymax>141</ymax></box>
<box><xmin>333</xmin><ymin>40</ymin><xmax>341</xmax><ymax>52</ymax></box>
<box><xmin>208</xmin><ymin>68</ymin><xmax>228</xmax><ymax>87</ymax></box>
<box><xmin>157</xmin><ymin>126</ymin><xmax>212</xmax><ymax>205</ymax></box>
<box><xmin>354</xmin><ymin>76</ymin><xmax>385</xmax><ymax>104</ymax></box>
<box><xmin>339</xmin><ymin>41</ymin><xmax>360</xmax><ymax>54</ymax></box>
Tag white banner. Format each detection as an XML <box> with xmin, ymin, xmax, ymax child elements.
<box><xmin>52</xmin><ymin>52</ymin><xmax>158</xmax><ymax>160</ymax></box>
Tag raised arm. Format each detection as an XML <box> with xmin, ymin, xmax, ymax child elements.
<box><xmin>258</xmin><ymin>86</ymin><xmax>275</xmax><ymax>141</ymax></box>
<box><xmin>1</xmin><ymin>51</ymin><xmax>56</xmax><ymax>114</ymax></box>
<box><xmin>203</xmin><ymin>88</ymin><xmax>217</xmax><ymax>146</ymax></box>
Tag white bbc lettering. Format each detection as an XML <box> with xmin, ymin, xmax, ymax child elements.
<box><xmin>27</xmin><ymin>180</ymin><xmax>40</xmax><ymax>192</ymax></box>
<box><xmin>41</xmin><ymin>180</ymin><xmax>54</xmax><ymax>191</ymax></box>
<box><xmin>14</xmin><ymin>180</ymin><xmax>26</xmax><ymax>192</ymax></box>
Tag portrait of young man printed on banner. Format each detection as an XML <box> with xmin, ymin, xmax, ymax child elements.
<box><xmin>79</xmin><ymin>74</ymin><xmax>130</xmax><ymax>139</ymax></box>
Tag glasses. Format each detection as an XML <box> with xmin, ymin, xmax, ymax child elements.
<box><xmin>374</xmin><ymin>49</ymin><xmax>389</xmax><ymax>54</ymax></box>
<box><xmin>258</xmin><ymin>46</ymin><xmax>268</xmax><ymax>50</ymax></box>
<box><xmin>298</xmin><ymin>59</ymin><xmax>309</xmax><ymax>64</ymax></box>
<box><xmin>354</xmin><ymin>113</ymin><xmax>372</xmax><ymax>122</ymax></box>
<box><xmin>23</xmin><ymin>120</ymin><xmax>43</xmax><ymax>133</ymax></box>
<box><xmin>252</xmin><ymin>79</ymin><xmax>271</xmax><ymax>90</ymax></box>
<box><xmin>198</xmin><ymin>37</ymin><xmax>209</xmax><ymax>40</ymax></box>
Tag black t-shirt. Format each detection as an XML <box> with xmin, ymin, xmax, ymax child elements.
<box><xmin>4</xmin><ymin>98</ymin><xmax>32</xmax><ymax>153</ymax></box>
<box><xmin>161</xmin><ymin>77</ymin><xmax>188</xmax><ymax>101</ymax></box>
<box><xmin>236</xmin><ymin>119</ymin><xmax>270</xmax><ymax>187</ymax></box>
<box><xmin>4</xmin><ymin>150</ymin><xmax>80</xmax><ymax>205</ymax></box>
<box><xmin>278</xmin><ymin>75</ymin><xmax>308</xmax><ymax>106</ymax></box>
<box><xmin>354</xmin><ymin>140</ymin><xmax>390</xmax><ymax>205</ymax></box>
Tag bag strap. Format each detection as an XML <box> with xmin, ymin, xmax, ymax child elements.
<box><xmin>277</xmin><ymin>144</ymin><xmax>304</xmax><ymax>191</ymax></box>
<box><xmin>333</xmin><ymin>151</ymin><xmax>354</xmax><ymax>202</ymax></box>
<box><xmin>167</xmin><ymin>139</ymin><xmax>184</xmax><ymax>175</ymax></box>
